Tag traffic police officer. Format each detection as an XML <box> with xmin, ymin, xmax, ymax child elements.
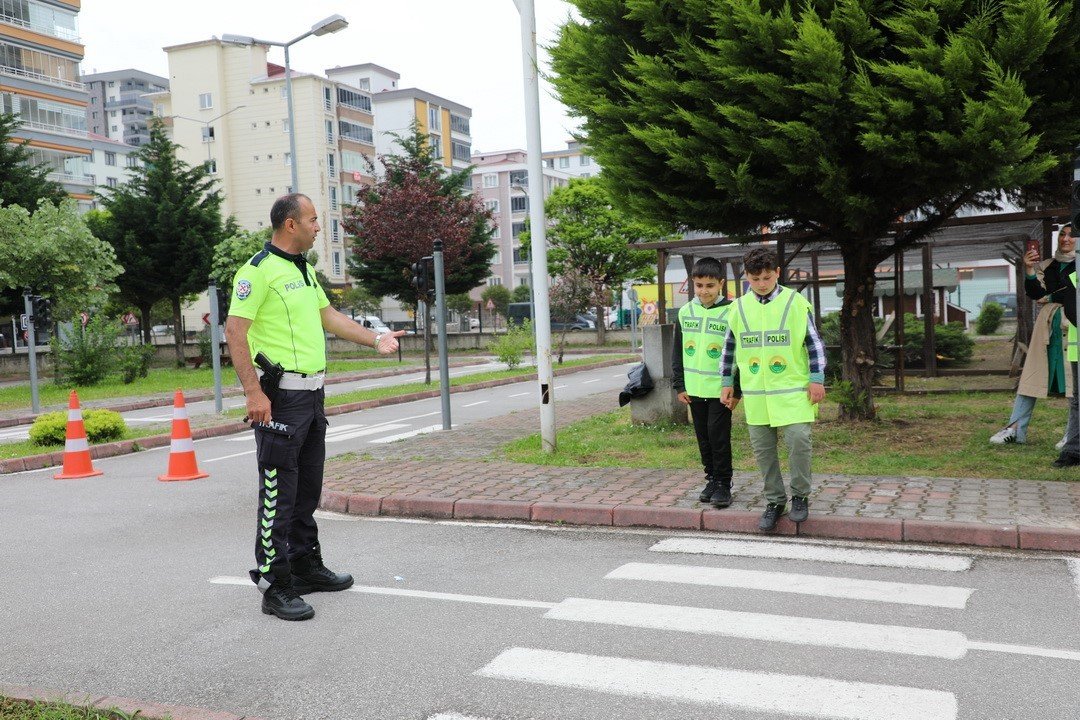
<box><xmin>225</xmin><ymin>193</ymin><xmax>404</xmax><ymax>621</ymax></box>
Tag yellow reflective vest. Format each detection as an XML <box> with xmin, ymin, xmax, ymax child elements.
<box><xmin>678</xmin><ymin>299</ymin><xmax>732</xmax><ymax>397</ymax></box>
<box><xmin>728</xmin><ymin>286</ymin><xmax>817</xmax><ymax>427</ymax></box>
<box><xmin>1068</xmin><ymin>271</ymin><xmax>1078</xmax><ymax>363</ymax></box>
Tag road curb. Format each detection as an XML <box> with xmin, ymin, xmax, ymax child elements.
<box><xmin>318</xmin><ymin>491</ymin><xmax>1080</xmax><ymax>552</ymax></box>
<box><xmin>0</xmin><ymin>684</ymin><xmax>265</xmax><ymax>720</ymax></box>
<box><xmin>1</xmin><ymin>358</ymin><xmax>633</xmax><ymax>474</ymax></box>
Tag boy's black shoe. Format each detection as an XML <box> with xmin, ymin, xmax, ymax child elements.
<box><xmin>758</xmin><ymin>502</ymin><xmax>786</xmax><ymax>531</ymax></box>
<box><xmin>710</xmin><ymin>482</ymin><xmax>732</xmax><ymax>508</ymax></box>
<box><xmin>698</xmin><ymin>476</ymin><xmax>718</xmax><ymax>503</ymax></box>
<box><xmin>261</xmin><ymin>583</ymin><xmax>314</xmax><ymax>621</ymax></box>
<box><xmin>790</xmin><ymin>495</ymin><xmax>809</xmax><ymax>523</ymax></box>
<box><xmin>291</xmin><ymin>544</ymin><xmax>354</xmax><ymax>594</ymax></box>
<box><xmin>1052</xmin><ymin>452</ymin><xmax>1080</xmax><ymax>468</ymax></box>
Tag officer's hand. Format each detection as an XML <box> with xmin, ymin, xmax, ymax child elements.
<box><xmin>377</xmin><ymin>330</ymin><xmax>407</xmax><ymax>355</ymax></box>
<box><xmin>247</xmin><ymin>389</ymin><xmax>272</xmax><ymax>424</ymax></box>
<box><xmin>677</xmin><ymin>391</ymin><xmax>691</xmax><ymax>405</ymax></box>
<box><xmin>720</xmin><ymin>386</ymin><xmax>734</xmax><ymax>407</ymax></box>
<box><xmin>808</xmin><ymin>382</ymin><xmax>825</xmax><ymax>405</ymax></box>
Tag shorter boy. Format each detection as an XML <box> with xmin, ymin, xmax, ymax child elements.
<box><xmin>720</xmin><ymin>247</ymin><xmax>825</xmax><ymax>530</ymax></box>
<box><xmin>672</xmin><ymin>257</ymin><xmax>740</xmax><ymax>508</ymax></box>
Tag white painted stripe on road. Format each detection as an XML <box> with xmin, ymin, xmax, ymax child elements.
<box><xmin>369</xmin><ymin>425</ymin><xmax>443</xmax><ymax>444</ymax></box>
<box><xmin>209</xmin><ymin>576</ymin><xmax>555</xmax><ymax>609</ymax></box>
<box><xmin>462</xmin><ymin>401</ymin><xmax>488</xmax><ymax>407</ymax></box>
<box><xmin>204</xmin><ymin>450</ymin><xmax>256</xmax><ymax>463</ymax></box>
<box><xmin>607</xmin><ymin>562</ymin><xmax>972</xmax><ymax>609</ymax></box>
<box><xmin>326</xmin><ymin>424</ymin><xmax>409</xmax><ymax>442</ymax></box>
<box><xmin>125</xmin><ymin>416</ymin><xmax>173</xmax><ymax>423</ymax></box>
<box><xmin>967</xmin><ymin>640</ymin><xmax>1080</xmax><ymax>662</ymax></box>
<box><xmin>427</xmin><ymin>714</ymin><xmax>494</xmax><ymax>720</ymax></box>
<box><xmin>476</xmin><ymin>648</ymin><xmax>958</xmax><ymax>720</ymax></box>
<box><xmin>545</xmin><ymin>598</ymin><xmax>968</xmax><ymax>659</ymax></box>
<box><xmin>582</xmin><ymin>379</ymin><xmax>601</xmax><ymax>384</ymax></box>
<box><xmin>611</xmin><ymin>373</ymin><xmax>624</xmax><ymax>377</ymax></box>
<box><xmin>650</xmin><ymin>538</ymin><xmax>973</xmax><ymax>572</ymax></box>
<box><xmin>555</xmin><ymin>385</ymin><xmax>567</xmax><ymax>390</ymax></box>
<box><xmin>508</xmin><ymin>392</ymin><xmax>529</xmax><ymax>398</ymax></box>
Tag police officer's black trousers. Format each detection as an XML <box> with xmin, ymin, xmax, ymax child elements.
<box><xmin>688</xmin><ymin>396</ymin><xmax>733</xmax><ymax>483</ymax></box>
<box><xmin>250</xmin><ymin>388</ymin><xmax>327</xmax><ymax>589</ymax></box>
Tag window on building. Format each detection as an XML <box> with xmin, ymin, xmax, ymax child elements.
<box><xmin>451</xmin><ymin>141</ymin><xmax>471</xmax><ymax>162</ymax></box>
<box><xmin>91</xmin><ymin>111</ymin><xmax>98</xmax><ymax>119</ymax></box>
<box><xmin>86</xmin><ymin>174</ymin><xmax>95</xmax><ymax>185</ymax></box>
<box><xmin>512</xmin><ymin>222</ymin><xmax>527</xmax><ymax>239</ymax></box>
<box><xmin>329</xmin><ymin>185</ymin><xmax>338</xmax><ymax>210</ymax></box>
<box><xmin>462</xmin><ymin>175</ymin><xmax>473</xmax><ymax>190</ymax></box>
<box><xmin>544</xmin><ymin>158</ymin><xmax>554</xmax><ymax>169</ymax></box>
<box><xmin>109</xmin><ymin>110</ymin><xmax>117</xmax><ymax>118</ymax></box>
<box><xmin>344</xmin><ymin>184</ymin><xmax>358</xmax><ymax>205</ymax></box>
<box><xmin>327</xmin><ymin>152</ymin><xmax>336</xmax><ymax>174</ymax></box>
<box><xmin>325</xmin><ymin>119</ymin><xmax>334</xmax><ymax>143</ymax></box>
<box><xmin>513</xmin><ymin>246</ymin><xmax>529</xmax><ymax>264</ymax></box>
<box><xmin>205</xmin><ymin>159</ymin><xmax>217</xmax><ymax>174</ymax></box>
<box><xmin>341</xmin><ymin>150</ymin><xmax>367</xmax><ymax>173</ymax></box>
<box><xmin>428</xmin><ymin>104</ymin><xmax>441</xmax><ymax>131</ymax></box>
<box><xmin>559</xmin><ymin>156</ymin><xmax>570</xmax><ymax>169</ymax></box>
<box><xmin>107</xmin><ymin>81</ymin><xmax>114</xmax><ymax>87</ymax></box>
<box><xmin>111</xmin><ymin>125</ymin><xmax>118</xmax><ymax>132</ymax></box>
<box><xmin>580</xmin><ymin>172</ymin><xmax>591</xmax><ymax>178</ymax></box>
<box><xmin>104</xmin><ymin>152</ymin><xmax>116</xmax><ymax>166</ymax></box>
<box><xmin>580</xmin><ymin>155</ymin><xmax>592</xmax><ymax>166</ymax></box>
<box><xmin>338</xmin><ymin>120</ymin><xmax>374</xmax><ymax>145</ymax></box>
<box><xmin>323</xmin><ymin>86</ymin><xmax>332</xmax><ymax>111</ymax></box>
<box><xmin>282</xmin><ymin>118</ymin><xmax>289</xmax><ymax>132</ymax></box>
<box><xmin>450</xmin><ymin>114</ymin><xmax>470</xmax><ymax>134</ymax></box>
<box><xmin>357</xmin><ymin>78</ymin><xmax>370</xmax><ymax>91</ymax></box>
<box><xmin>482</xmin><ymin>173</ymin><xmax>498</xmax><ymax>188</ymax></box>
<box><xmin>90</xmin><ymin>97</ymin><xmax>96</xmax><ymax>104</ymax></box>
<box><xmin>491</xmin><ymin>225</ymin><xmax>501</xmax><ymax>240</ymax></box>
<box><xmin>518</xmin><ymin>276</ymin><xmax>529</xmax><ymax>287</ymax></box>
<box><xmin>331</xmin><ymin>219</ymin><xmax>340</xmax><ymax>242</ymax></box>
<box><xmin>284</xmin><ymin>152</ymin><xmax>291</xmax><ymax>166</ymax></box>
<box><xmin>201</xmin><ymin>126</ymin><xmax>214</xmax><ymax>143</ymax></box>
<box><xmin>508</xmin><ymin>170</ymin><xmax>527</xmax><ymax>186</ymax></box>
<box><xmin>484</xmin><ymin>199</ymin><xmax>499</xmax><ymax>213</ymax></box>
<box><xmin>332</xmin><ymin>250</ymin><xmax>342</xmax><ymax>276</ymax></box>
<box><xmin>106</xmin><ymin>177</ymin><xmax>118</xmax><ymax>188</ymax></box>
<box><xmin>155</xmin><ymin>104</ymin><xmax>165</xmax><ymax>117</ymax></box>
<box><xmin>487</xmin><ymin>276</ymin><xmax>502</xmax><ymax>287</ymax></box>
<box><xmin>198</xmin><ymin>92</ymin><xmax>212</xmax><ymax>110</ymax></box>
<box><xmin>491</xmin><ymin>250</ymin><xmax>502</xmax><ymax>264</ymax></box>
<box><xmin>430</xmin><ymin>135</ymin><xmax>443</xmax><ymax>160</ymax></box>
<box><xmin>337</xmin><ymin>87</ymin><xmax>372</xmax><ymax>112</ymax></box>
<box><xmin>126</xmin><ymin>155</ymin><xmax>138</xmax><ymax>168</ymax></box>
<box><xmin>510</xmin><ymin>196</ymin><xmax>528</xmax><ymax>213</ymax></box>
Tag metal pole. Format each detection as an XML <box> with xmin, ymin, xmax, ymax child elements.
<box><xmin>433</xmin><ymin>241</ymin><xmax>451</xmax><ymax>430</ymax></box>
<box><xmin>628</xmin><ymin>286</ymin><xmax>639</xmax><ymax>353</ymax></box>
<box><xmin>284</xmin><ymin>43</ymin><xmax>300</xmax><ymax>192</ymax></box>
<box><xmin>515</xmin><ymin>0</ymin><xmax>555</xmax><ymax>452</ymax></box>
<box><xmin>24</xmin><ymin>292</ymin><xmax>39</xmax><ymax>414</ymax></box>
<box><xmin>922</xmin><ymin>244</ymin><xmax>937</xmax><ymax>377</ymax></box>
<box><xmin>894</xmin><ymin>251</ymin><xmax>905</xmax><ymax>392</ymax></box>
<box><xmin>208</xmin><ymin>281</ymin><xmax>223</xmax><ymax>413</ymax></box>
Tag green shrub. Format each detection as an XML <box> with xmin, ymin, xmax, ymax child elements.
<box><xmin>196</xmin><ymin>329</ymin><xmax>213</xmax><ymax>366</ymax></box>
<box><xmin>491</xmin><ymin>319</ymin><xmax>535</xmax><ymax>370</ymax></box>
<box><xmin>55</xmin><ymin>315</ymin><xmax>121</xmax><ymax>386</ymax></box>
<box><xmin>29</xmin><ymin>408</ymin><xmax>126</xmax><ymax>446</ymax></box>
<box><xmin>118</xmin><ymin>344</ymin><xmax>155</xmax><ymax>383</ymax></box>
<box><xmin>976</xmin><ymin>302</ymin><xmax>1004</xmax><ymax>335</ymax></box>
<box><xmin>901</xmin><ymin>313</ymin><xmax>973</xmax><ymax>366</ymax></box>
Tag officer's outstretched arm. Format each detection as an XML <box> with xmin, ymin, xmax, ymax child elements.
<box><xmin>225</xmin><ymin>316</ymin><xmax>271</xmax><ymax>423</ymax></box>
<box><xmin>320</xmin><ymin>306</ymin><xmax>405</xmax><ymax>354</ymax></box>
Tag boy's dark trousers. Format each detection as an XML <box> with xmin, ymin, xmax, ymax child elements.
<box><xmin>688</xmin><ymin>396</ymin><xmax>733</xmax><ymax>483</ymax></box>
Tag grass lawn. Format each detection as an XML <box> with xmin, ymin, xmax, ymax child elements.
<box><xmin>0</xmin><ymin>697</ymin><xmax>151</xmax><ymax>719</ymax></box>
<box><xmin>500</xmin><ymin>391</ymin><xmax>1077</xmax><ymax>482</ymax></box>
<box><xmin>0</xmin><ymin>359</ymin><xmax>411</xmax><ymax>412</ymax></box>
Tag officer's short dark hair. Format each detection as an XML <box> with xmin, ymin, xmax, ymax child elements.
<box><xmin>270</xmin><ymin>193</ymin><xmax>311</xmax><ymax>230</ymax></box>
<box><xmin>691</xmin><ymin>257</ymin><xmax>724</xmax><ymax>281</ymax></box>
<box><xmin>743</xmin><ymin>246</ymin><xmax>778</xmax><ymax>275</ymax></box>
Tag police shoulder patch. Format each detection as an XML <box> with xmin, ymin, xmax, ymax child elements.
<box><xmin>236</xmin><ymin>279</ymin><xmax>252</xmax><ymax>300</ymax></box>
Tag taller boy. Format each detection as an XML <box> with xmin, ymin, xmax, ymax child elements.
<box><xmin>720</xmin><ymin>247</ymin><xmax>826</xmax><ymax>530</ymax></box>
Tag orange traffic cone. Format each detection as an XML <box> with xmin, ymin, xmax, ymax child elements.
<box><xmin>158</xmin><ymin>389</ymin><xmax>208</xmax><ymax>482</ymax></box>
<box><xmin>54</xmin><ymin>390</ymin><xmax>104</xmax><ymax>480</ymax></box>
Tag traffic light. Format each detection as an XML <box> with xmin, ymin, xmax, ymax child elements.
<box><xmin>410</xmin><ymin>257</ymin><xmax>434</xmax><ymax>302</ymax></box>
<box><xmin>30</xmin><ymin>295</ymin><xmax>51</xmax><ymax>331</ymax></box>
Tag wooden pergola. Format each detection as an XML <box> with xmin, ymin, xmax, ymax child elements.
<box><xmin>636</xmin><ymin>208</ymin><xmax>1068</xmax><ymax>387</ymax></box>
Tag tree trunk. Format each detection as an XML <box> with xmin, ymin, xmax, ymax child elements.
<box><xmin>171</xmin><ymin>296</ymin><xmax>184</xmax><ymax>368</ymax></box>
<box><xmin>139</xmin><ymin>304</ymin><xmax>153</xmax><ymax>344</ymax></box>
<box><xmin>838</xmin><ymin>245</ymin><xmax>879</xmax><ymax>420</ymax></box>
<box><xmin>596</xmin><ymin>302</ymin><xmax>606</xmax><ymax>345</ymax></box>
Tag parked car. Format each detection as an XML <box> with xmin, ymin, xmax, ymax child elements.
<box><xmin>982</xmin><ymin>292</ymin><xmax>1017</xmax><ymax>319</ymax></box>
<box><xmin>358</xmin><ymin>315</ymin><xmax>391</xmax><ymax>334</ymax></box>
<box><xmin>151</xmin><ymin>324</ymin><xmax>173</xmax><ymax>336</ymax></box>
<box><xmin>552</xmin><ymin>314</ymin><xmax>596</xmax><ymax>332</ymax></box>
<box><xmin>469</xmin><ymin>317</ymin><xmax>481</xmax><ymax>329</ymax></box>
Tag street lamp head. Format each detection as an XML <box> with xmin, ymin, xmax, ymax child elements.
<box><xmin>221</xmin><ymin>33</ymin><xmax>256</xmax><ymax>45</ymax></box>
<box><xmin>311</xmin><ymin>14</ymin><xmax>348</xmax><ymax>36</ymax></box>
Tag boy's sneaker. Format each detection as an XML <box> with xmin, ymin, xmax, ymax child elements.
<box><xmin>758</xmin><ymin>502</ymin><xmax>785</xmax><ymax>531</ymax></box>
<box><xmin>710</xmin><ymin>482</ymin><xmax>732</xmax><ymax>509</ymax></box>
<box><xmin>989</xmin><ymin>427</ymin><xmax>1017</xmax><ymax>445</ymax></box>
<box><xmin>790</xmin><ymin>495</ymin><xmax>809</xmax><ymax>523</ymax></box>
<box><xmin>698</xmin><ymin>476</ymin><xmax>718</xmax><ymax>503</ymax></box>
<box><xmin>1056</xmin><ymin>434</ymin><xmax>1068</xmax><ymax>451</ymax></box>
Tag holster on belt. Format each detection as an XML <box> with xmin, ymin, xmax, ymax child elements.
<box><xmin>254</xmin><ymin>351</ymin><xmax>284</xmax><ymax>403</ymax></box>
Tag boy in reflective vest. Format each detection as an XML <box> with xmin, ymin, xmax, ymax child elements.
<box><xmin>720</xmin><ymin>247</ymin><xmax>826</xmax><ymax>530</ymax></box>
<box><xmin>672</xmin><ymin>257</ymin><xmax>741</xmax><ymax>507</ymax></box>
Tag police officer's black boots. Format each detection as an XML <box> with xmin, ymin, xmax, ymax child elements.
<box><xmin>262</xmin><ymin>582</ymin><xmax>315</xmax><ymax>621</ymax></box>
<box><xmin>291</xmin><ymin>544</ymin><xmax>354</xmax><ymax>594</ymax></box>
<box><xmin>710</xmin><ymin>481</ymin><xmax>732</xmax><ymax>509</ymax></box>
<box><xmin>698</xmin><ymin>475</ymin><xmax>718</xmax><ymax>503</ymax></box>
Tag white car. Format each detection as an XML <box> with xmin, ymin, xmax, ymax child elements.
<box><xmin>358</xmin><ymin>315</ymin><xmax>391</xmax><ymax>334</ymax></box>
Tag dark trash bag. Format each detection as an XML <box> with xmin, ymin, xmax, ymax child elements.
<box><xmin>619</xmin><ymin>363</ymin><xmax>654</xmax><ymax>407</ymax></box>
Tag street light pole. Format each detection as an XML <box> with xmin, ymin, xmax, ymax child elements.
<box><xmin>284</xmin><ymin>43</ymin><xmax>299</xmax><ymax>192</ymax></box>
<box><xmin>512</xmin><ymin>0</ymin><xmax>556</xmax><ymax>452</ymax></box>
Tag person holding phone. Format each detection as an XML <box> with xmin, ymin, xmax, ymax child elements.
<box><xmin>990</xmin><ymin>224</ymin><xmax>1075</xmax><ymax>452</ymax></box>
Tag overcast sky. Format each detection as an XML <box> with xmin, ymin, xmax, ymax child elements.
<box><xmin>79</xmin><ymin>0</ymin><xmax>583</xmax><ymax>154</ymax></box>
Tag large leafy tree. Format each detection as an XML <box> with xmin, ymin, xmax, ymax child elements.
<box><xmin>0</xmin><ymin>113</ymin><xmax>67</xmax><ymax>210</ymax></box>
<box><xmin>551</xmin><ymin>0</ymin><xmax>1078</xmax><ymax>418</ymax></box>
<box><xmin>522</xmin><ymin>177</ymin><xmax>662</xmax><ymax>344</ymax></box>
<box><xmin>0</xmin><ymin>200</ymin><xmax>122</xmax><ymax>317</ymax></box>
<box><xmin>90</xmin><ymin>120</ymin><xmax>226</xmax><ymax>360</ymax></box>
<box><xmin>343</xmin><ymin>123</ymin><xmax>496</xmax><ymax>305</ymax></box>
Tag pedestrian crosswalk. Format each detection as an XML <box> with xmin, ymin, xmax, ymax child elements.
<box><xmin>219</xmin><ymin>411</ymin><xmax>443</xmax><ymax>450</ymax></box>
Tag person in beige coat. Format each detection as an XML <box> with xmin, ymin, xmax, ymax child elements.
<box><xmin>990</xmin><ymin>229</ymin><xmax>1076</xmax><ymax>445</ymax></box>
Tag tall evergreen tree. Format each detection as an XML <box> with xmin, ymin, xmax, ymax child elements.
<box><xmin>551</xmin><ymin>0</ymin><xmax>1078</xmax><ymax>418</ymax></box>
<box><xmin>0</xmin><ymin>113</ymin><xmax>67</xmax><ymax>210</ymax></box>
<box><xmin>343</xmin><ymin>122</ymin><xmax>496</xmax><ymax>304</ymax></box>
<box><xmin>90</xmin><ymin>120</ymin><xmax>225</xmax><ymax>360</ymax></box>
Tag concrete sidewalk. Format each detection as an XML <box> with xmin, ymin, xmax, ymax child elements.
<box><xmin>321</xmin><ymin>393</ymin><xmax>1080</xmax><ymax>552</ymax></box>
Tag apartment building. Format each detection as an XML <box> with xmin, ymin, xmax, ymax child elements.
<box><xmin>471</xmin><ymin>149</ymin><xmax>571</xmax><ymax>293</ymax></box>
<box><xmin>0</xmin><ymin>0</ymin><xmax>92</xmax><ymax>203</ymax></box>
<box><xmin>82</xmin><ymin>68</ymin><xmax>168</xmax><ymax>146</ymax></box>
<box><xmin>81</xmin><ymin>132</ymin><xmax>139</xmax><ymax>209</ymax></box>
<box><xmin>326</xmin><ymin>63</ymin><xmax>472</xmax><ymax>175</ymax></box>
<box><xmin>151</xmin><ymin>38</ymin><xmax>378</xmax><ymax>286</ymax></box>
<box><xmin>542</xmin><ymin>140</ymin><xmax>598</xmax><ymax>178</ymax></box>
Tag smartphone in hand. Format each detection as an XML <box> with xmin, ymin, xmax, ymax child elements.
<box><xmin>1026</xmin><ymin>238</ymin><xmax>1041</xmax><ymax>262</ymax></box>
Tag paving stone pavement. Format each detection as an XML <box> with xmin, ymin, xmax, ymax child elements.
<box><xmin>324</xmin><ymin>392</ymin><xmax>1080</xmax><ymax>531</ymax></box>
